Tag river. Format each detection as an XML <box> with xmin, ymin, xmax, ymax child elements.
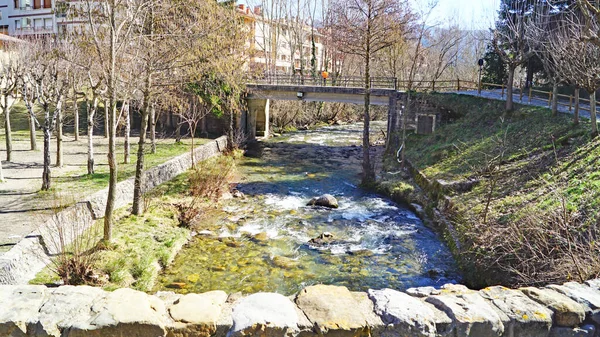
<box><xmin>155</xmin><ymin>121</ymin><xmax>459</xmax><ymax>295</ymax></box>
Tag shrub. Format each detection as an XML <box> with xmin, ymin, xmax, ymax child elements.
<box><xmin>38</xmin><ymin>195</ymin><xmax>102</xmax><ymax>286</ymax></box>
<box><xmin>188</xmin><ymin>154</ymin><xmax>237</xmax><ymax>201</ymax></box>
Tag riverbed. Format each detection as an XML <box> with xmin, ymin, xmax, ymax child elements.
<box><xmin>155</xmin><ymin>122</ymin><xmax>459</xmax><ymax>295</ymax></box>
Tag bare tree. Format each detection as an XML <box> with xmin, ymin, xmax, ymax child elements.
<box><xmin>21</xmin><ymin>38</ymin><xmax>71</xmax><ymax>191</ymax></box>
<box><xmin>130</xmin><ymin>0</ymin><xmax>244</xmax><ymax>215</ymax></box>
<box><xmin>82</xmin><ymin>0</ymin><xmax>150</xmax><ymax>242</ymax></box>
<box><xmin>329</xmin><ymin>0</ymin><xmax>411</xmax><ymax>184</ymax></box>
<box><xmin>0</xmin><ymin>44</ymin><xmax>23</xmax><ymax>162</ymax></box>
<box><xmin>491</xmin><ymin>0</ymin><xmax>534</xmax><ymax>111</ymax></box>
<box><xmin>548</xmin><ymin>14</ymin><xmax>600</xmax><ymax>136</ymax></box>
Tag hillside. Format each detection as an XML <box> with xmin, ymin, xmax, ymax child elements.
<box><xmin>381</xmin><ymin>94</ymin><xmax>600</xmax><ymax>288</ymax></box>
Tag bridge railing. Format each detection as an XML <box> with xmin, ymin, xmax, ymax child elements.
<box><xmin>246</xmin><ymin>75</ymin><xmax>399</xmax><ymax>90</ymax></box>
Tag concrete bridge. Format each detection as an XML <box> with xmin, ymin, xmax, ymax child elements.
<box><xmin>242</xmin><ymin>76</ymin><xmax>457</xmax><ymax>144</ymax></box>
<box><xmin>242</xmin><ymin>76</ymin><xmax>402</xmax><ymax>139</ymax></box>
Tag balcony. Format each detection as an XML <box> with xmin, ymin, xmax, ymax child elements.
<box><xmin>14</xmin><ymin>26</ymin><xmax>53</xmax><ymax>35</ymax></box>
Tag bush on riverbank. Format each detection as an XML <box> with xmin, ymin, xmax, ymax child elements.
<box><xmin>383</xmin><ymin>94</ymin><xmax>600</xmax><ymax>288</ymax></box>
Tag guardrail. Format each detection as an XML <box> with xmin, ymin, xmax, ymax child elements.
<box><xmin>247</xmin><ymin>75</ymin><xmax>399</xmax><ymax>90</ymax></box>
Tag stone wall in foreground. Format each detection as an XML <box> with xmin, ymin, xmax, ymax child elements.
<box><xmin>0</xmin><ymin>137</ymin><xmax>228</xmax><ymax>285</ymax></box>
<box><xmin>2</xmin><ymin>280</ymin><xmax>600</xmax><ymax>337</ymax></box>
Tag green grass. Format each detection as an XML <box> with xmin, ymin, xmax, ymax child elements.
<box><xmin>30</xmin><ymin>171</ymin><xmax>198</xmax><ymax>291</ymax></box>
<box><xmin>0</xmin><ymin>99</ymin><xmax>209</xmax><ymax>196</ymax></box>
<box><xmin>384</xmin><ymin>93</ymin><xmax>600</xmax><ymax>288</ymax></box>
<box><xmin>30</xmin><ymin>154</ymin><xmax>240</xmax><ymax>291</ymax></box>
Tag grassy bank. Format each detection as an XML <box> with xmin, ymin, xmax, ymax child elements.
<box><xmin>31</xmin><ymin>153</ymin><xmax>238</xmax><ymax>291</ymax></box>
<box><xmin>382</xmin><ymin>93</ymin><xmax>600</xmax><ymax>288</ymax></box>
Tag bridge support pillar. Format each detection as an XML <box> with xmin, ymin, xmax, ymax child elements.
<box><xmin>386</xmin><ymin>94</ymin><xmax>401</xmax><ymax>153</ymax></box>
<box><xmin>245</xmin><ymin>99</ymin><xmax>270</xmax><ymax>140</ymax></box>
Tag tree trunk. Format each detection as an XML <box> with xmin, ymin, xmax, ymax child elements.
<box><xmin>551</xmin><ymin>81</ymin><xmax>558</xmax><ymax>117</ymax></box>
<box><xmin>175</xmin><ymin>114</ymin><xmax>181</xmax><ymax>143</ymax></box>
<box><xmin>104</xmin><ymin>99</ymin><xmax>109</xmax><ymax>138</ymax></box>
<box><xmin>56</xmin><ymin>109</ymin><xmax>63</xmax><ymax>167</ymax></box>
<box><xmin>132</xmin><ymin>74</ymin><xmax>152</xmax><ymax>215</ymax></box>
<box><xmin>525</xmin><ymin>59</ymin><xmax>534</xmax><ymax>88</ymax></box>
<box><xmin>227</xmin><ymin>110</ymin><xmax>234</xmax><ymax>151</ymax></box>
<box><xmin>104</xmin><ymin>12</ymin><xmax>118</xmax><ymax>243</ymax></box>
<box><xmin>191</xmin><ymin>133</ymin><xmax>195</xmax><ymax>168</ymax></box>
<box><xmin>574</xmin><ymin>87</ymin><xmax>580</xmax><ymax>125</ymax></box>
<box><xmin>401</xmin><ymin>91</ymin><xmax>410</xmax><ymax>168</ymax></box>
<box><xmin>591</xmin><ymin>91</ymin><xmax>598</xmax><ymax>137</ymax></box>
<box><xmin>123</xmin><ymin>103</ymin><xmax>130</xmax><ymax>164</ymax></box>
<box><xmin>87</xmin><ymin>98</ymin><xmax>97</xmax><ymax>175</ymax></box>
<box><xmin>150</xmin><ymin>104</ymin><xmax>156</xmax><ymax>154</ymax></box>
<box><xmin>41</xmin><ymin>127</ymin><xmax>51</xmax><ymax>190</ymax></box>
<box><xmin>362</xmin><ymin>42</ymin><xmax>374</xmax><ymax>185</ymax></box>
<box><xmin>74</xmin><ymin>97</ymin><xmax>79</xmax><ymax>141</ymax></box>
<box><xmin>29</xmin><ymin>114</ymin><xmax>37</xmax><ymax>151</ymax></box>
<box><xmin>4</xmin><ymin>101</ymin><xmax>12</xmax><ymax>162</ymax></box>
<box><xmin>506</xmin><ymin>65</ymin><xmax>515</xmax><ymax>112</ymax></box>
<box><xmin>104</xmin><ymin>99</ymin><xmax>116</xmax><ymax>242</ymax></box>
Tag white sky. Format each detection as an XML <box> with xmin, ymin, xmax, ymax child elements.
<box><xmin>411</xmin><ymin>0</ymin><xmax>500</xmax><ymax>30</ymax></box>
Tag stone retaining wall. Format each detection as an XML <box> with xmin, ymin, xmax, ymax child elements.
<box><xmin>0</xmin><ymin>137</ymin><xmax>228</xmax><ymax>285</ymax></box>
<box><xmin>2</xmin><ymin>280</ymin><xmax>600</xmax><ymax>336</ymax></box>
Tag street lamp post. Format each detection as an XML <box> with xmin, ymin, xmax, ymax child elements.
<box><xmin>478</xmin><ymin>58</ymin><xmax>484</xmax><ymax>96</ymax></box>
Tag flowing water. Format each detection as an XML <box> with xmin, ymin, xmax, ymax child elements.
<box><xmin>155</xmin><ymin>121</ymin><xmax>459</xmax><ymax>295</ymax></box>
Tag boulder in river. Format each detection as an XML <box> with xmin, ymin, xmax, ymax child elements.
<box><xmin>307</xmin><ymin>194</ymin><xmax>339</xmax><ymax>208</ymax></box>
<box><xmin>309</xmin><ymin>232</ymin><xmax>335</xmax><ymax>245</ymax></box>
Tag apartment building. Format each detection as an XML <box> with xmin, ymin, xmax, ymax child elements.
<box><xmin>237</xmin><ymin>3</ymin><xmax>326</xmax><ymax>75</ymax></box>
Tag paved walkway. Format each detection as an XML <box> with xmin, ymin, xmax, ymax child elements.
<box><xmin>0</xmin><ymin>133</ymin><xmax>193</xmax><ymax>255</ymax></box>
<box><xmin>455</xmin><ymin>89</ymin><xmax>595</xmax><ymax>120</ymax></box>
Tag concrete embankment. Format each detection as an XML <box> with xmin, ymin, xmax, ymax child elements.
<box><xmin>2</xmin><ymin>280</ymin><xmax>600</xmax><ymax>336</ymax></box>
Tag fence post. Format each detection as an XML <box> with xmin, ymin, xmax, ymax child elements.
<box><xmin>394</xmin><ymin>78</ymin><xmax>398</xmax><ymax>91</ymax></box>
<box><xmin>520</xmin><ymin>86</ymin><xmax>523</xmax><ymax>102</ymax></box>
<box><xmin>501</xmin><ymin>84</ymin><xmax>505</xmax><ymax>98</ymax></box>
<box><xmin>569</xmin><ymin>95</ymin><xmax>573</xmax><ymax>112</ymax></box>
<box><xmin>457</xmin><ymin>79</ymin><xmax>460</xmax><ymax>91</ymax></box>
<box><xmin>528</xmin><ymin>87</ymin><xmax>532</xmax><ymax>104</ymax></box>
<box><xmin>548</xmin><ymin>91</ymin><xmax>552</xmax><ymax>107</ymax></box>
<box><xmin>432</xmin><ymin>80</ymin><xmax>436</xmax><ymax>92</ymax></box>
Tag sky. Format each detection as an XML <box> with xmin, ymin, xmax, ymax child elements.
<box><xmin>412</xmin><ymin>0</ymin><xmax>500</xmax><ymax>30</ymax></box>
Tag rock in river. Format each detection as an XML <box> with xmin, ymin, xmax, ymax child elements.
<box><xmin>307</xmin><ymin>194</ymin><xmax>339</xmax><ymax>208</ymax></box>
<box><xmin>309</xmin><ymin>232</ymin><xmax>335</xmax><ymax>245</ymax></box>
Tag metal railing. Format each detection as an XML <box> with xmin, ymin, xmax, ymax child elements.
<box><xmin>246</xmin><ymin>76</ymin><xmax>485</xmax><ymax>93</ymax></box>
<box><xmin>246</xmin><ymin>75</ymin><xmax>593</xmax><ymax>112</ymax></box>
<box><xmin>247</xmin><ymin>75</ymin><xmax>399</xmax><ymax>90</ymax></box>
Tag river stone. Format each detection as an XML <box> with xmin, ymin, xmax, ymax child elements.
<box><xmin>585</xmin><ymin>279</ymin><xmax>600</xmax><ymax>290</ymax></box>
<box><xmin>0</xmin><ymin>285</ymin><xmax>48</xmax><ymax>336</ymax></box>
<box><xmin>368</xmin><ymin>289</ymin><xmax>436</xmax><ymax>337</ymax></box>
<box><xmin>478</xmin><ymin>286</ymin><xmax>552</xmax><ymax>337</ymax></box>
<box><xmin>549</xmin><ymin>326</ymin><xmax>595</xmax><ymax>337</ymax></box>
<box><xmin>230</xmin><ymin>292</ymin><xmax>306</xmax><ymax>336</ymax></box>
<box><xmin>520</xmin><ymin>287</ymin><xmax>585</xmax><ymax>327</ymax></box>
<box><xmin>167</xmin><ymin>291</ymin><xmax>229</xmax><ymax>337</ymax></box>
<box><xmin>425</xmin><ymin>292</ymin><xmax>504</xmax><ymax>337</ymax></box>
<box><xmin>406</xmin><ymin>286</ymin><xmax>440</xmax><ymax>298</ymax></box>
<box><xmin>547</xmin><ymin>282</ymin><xmax>600</xmax><ymax>324</ymax></box>
<box><xmin>439</xmin><ymin>284</ymin><xmax>474</xmax><ymax>295</ymax></box>
<box><xmin>34</xmin><ymin>285</ymin><xmax>106</xmax><ymax>336</ymax></box>
<box><xmin>68</xmin><ymin>288</ymin><xmax>166</xmax><ymax>337</ymax></box>
<box><xmin>295</xmin><ymin>285</ymin><xmax>376</xmax><ymax>336</ymax></box>
<box><xmin>307</xmin><ymin>194</ymin><xmax>338</xmax><ymax>208</ymax></box>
